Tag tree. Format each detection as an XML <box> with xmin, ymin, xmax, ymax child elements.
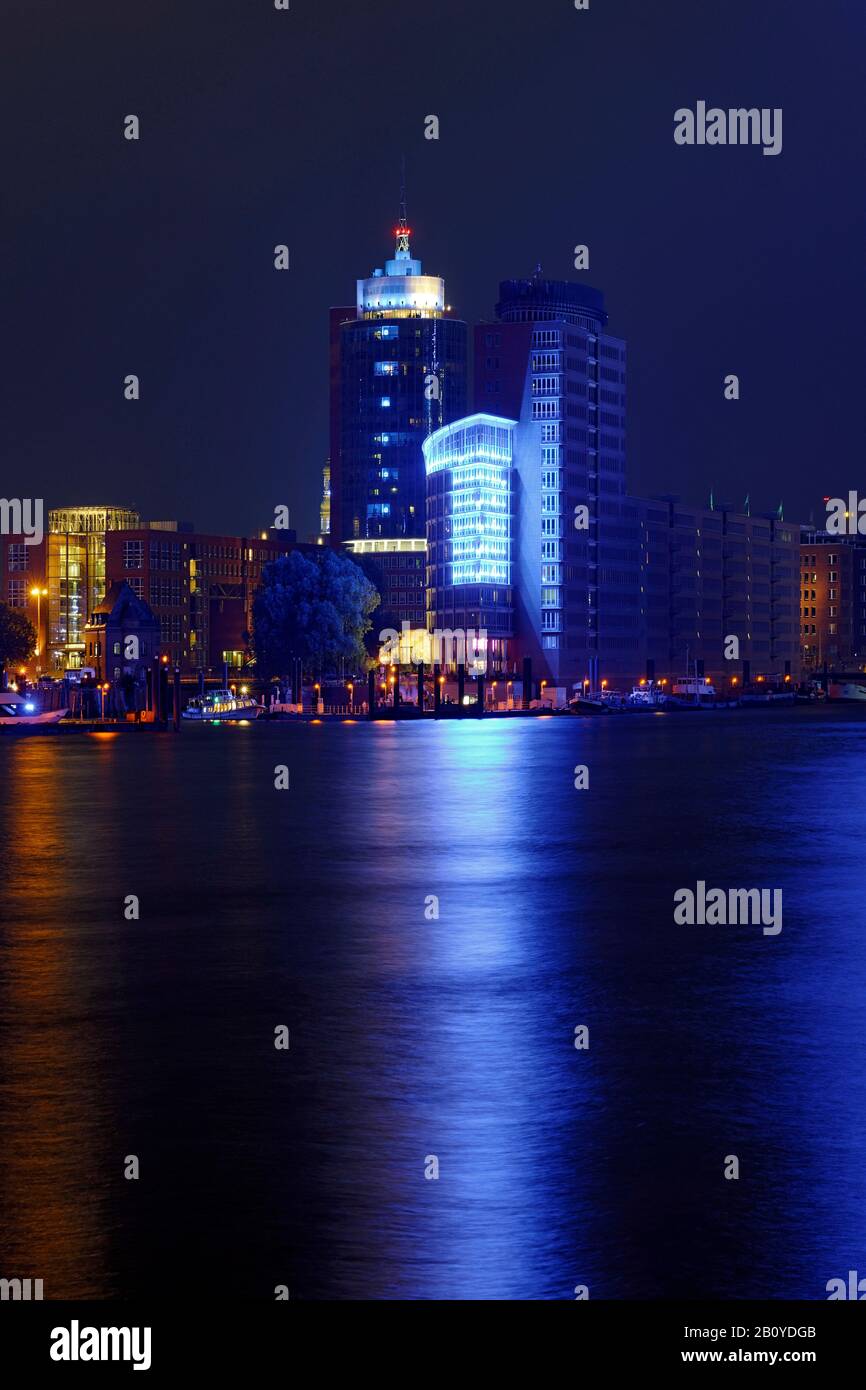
<box><xmin>0</xmin><ymin>602</ymin><xmax>36</xmax><ymax>681</ymax></box>
<box><xmin>252</xmin><ymin>548</ymin><xmax>379</xmax><ymax>679</ymax></box>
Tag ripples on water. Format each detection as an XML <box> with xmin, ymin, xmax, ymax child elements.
<box><xmin>1</xmin><ymin>708</ymin><xmax>864</xmax><ymax>1299</ymax></box>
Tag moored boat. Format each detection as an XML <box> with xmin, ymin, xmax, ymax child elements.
<box><xmin>830</xmin><ymin>681</ymin><xmax>866</xmax><ymax>703</ymax></box>
<box><xmin>567</xmin><ymin>696</ymin><xmax>611</xmax><ymax>715</ymax></box>
<box><xmin>672</xmin><ymin>675</ymin><xmax>716</xmax><ymax>704</ymax></box>
<box><xmin>182</xmin><ymin>688</ymin><xmax>262</xmax><ymax>721</ymax></box>
<box><xmin>627</xmin><ymin>682</ymin><xmax>680</xmax><ymax>709</ymax></box>
<box><xmin>740</xmin><ymin>684</ymin><xmax>795</xmax><ymax>705</ymax></box>
<box><xmin>0</xmin><ymin>691</ymin><xmax>68</xmax><ymax>726</ymax></box>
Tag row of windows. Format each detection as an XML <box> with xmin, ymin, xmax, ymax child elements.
<box><xmin>6</xmin><ymin>544</ymin><xmax>32</xmax><ymax>572</ymax></box>
<box><xmin>122</xmin><ymin>540</ymin><xmax>184</xmax><ymax>571</ymax></box>
<box><xmin>150</xmin><ymin>579</ymin><xmax>183</xmax><ymax>606</ymax></box>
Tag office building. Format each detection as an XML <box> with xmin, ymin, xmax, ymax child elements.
<box><xmin>424</xmin><ymin>413</ymin><xmax>514</xmax><ymax>671</ymax></box>
<box><xmin>330</xmin><ymin>200</ymin><xmax>468</xmax><ymax>542</ymax></box>
<box><xmin>424</xmin><ymin>271</ymin><xmax>801</xmax><ymax>691</ymax></box>
<box><xmin>105</xmin><ymin>525</ymin><xmax>317</xmax><ymax>671</ymax></box>
<box><xmin>45</xmin><ymin>506</ymin><xmax>141</xmax><ymax>671</ymax></box>
<box><xmin>640</xmin><ymin>499</ymin><xmax>801</xmax><ymax>686</ymax></box>
<box><xmin>343</xmin><ymin>537</ymin><xmax>426</xmax><ymax>636</ymax></box>
<box><xmin>473</xmin><ymin>270</ymin><xmax>634</xmax><ymax>690</ymax></box>
<box><xmin>1</xmin><ymin>536</ymin><xmax>48</xmax><ymax>671</ymax></box>
<box><xmin>800</xmin><ymin>530</ymin><xmax>866</xmax><ymax>671</ymax></box>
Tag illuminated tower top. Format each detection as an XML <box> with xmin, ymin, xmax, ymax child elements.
<box><xmin>357</xmin><ymin>166</ymin><xmax>445</xmax><ymax>317</ymax></box>
<box><xmin>393</xmin><ymin>159</ymin><xmax>412</xmax><ymax>261</ymax></box>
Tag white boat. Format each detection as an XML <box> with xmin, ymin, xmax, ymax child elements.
<box><xmin>182</xmin><ymin>688</ymin><xmax>261</xmax><ymax>721</ymax></box>
<box><xmin>672</xmin><ymin>676</ymin><xmax>716</xmax><ymax>702</ymax></box>
<box><xmin>832</xmin><ymin>682</ymin><xmax>866</xmax><ymax>703</ymax></box>
<box><xmin>0</xmin><ymin>691</ymin><xmax>68</xmax><ymax>726</ymax></box>
<box><xmin>627</xmin><ymin>683</ymin><xmax>676</xmax><ymax>708</ymax></box>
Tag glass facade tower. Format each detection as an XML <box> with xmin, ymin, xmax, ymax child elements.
<box><xmin>332</xmin><ymin>211</ymin><xmax>468</xmax><ymax>542</ymax></box>
<box><xmin>476</xmin><ymin>272</ymin><xmax>634</xmax><ymax>690</ymax></box>
<box><xmin>47</xmin><ymin>506</ymin><xmax>141</xmax><ymax>670</ymax></box>
<box><xmin>424</xmin><ymin>413</ymin><xmax>515</xmax><ymax>668</ymax></box>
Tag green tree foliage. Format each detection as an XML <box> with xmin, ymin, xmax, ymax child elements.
<box><xmin>252</xmin><ymin>549</ymin><xmax>379</xmax><ymax>678</ymax></box>
<box><xmin>0</xmin><ymin>602</ymin><xmax>36</xmax><ymax>676</ymax></box>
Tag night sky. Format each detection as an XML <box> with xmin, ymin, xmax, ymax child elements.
<box><xmin>5</xmin><ymin>0</ymin><xmax>863</xmax><ymax>537</ymax></box>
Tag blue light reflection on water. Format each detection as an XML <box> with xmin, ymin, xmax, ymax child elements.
<box><xmin>0</xmin><ymin>709</ymin><xmax>864</xmax><ymax>1299</ymax></box>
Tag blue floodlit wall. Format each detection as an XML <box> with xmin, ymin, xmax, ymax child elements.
<box><xmin>424</xmin><ymin>413</ymin><xmax>515</xmax><ymax>659</ymax></box>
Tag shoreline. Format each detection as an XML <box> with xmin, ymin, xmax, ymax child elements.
<box><xmin>2</xmin><ymin>702</ymin><xmax>862</xmax><ymax>736</ymax></box>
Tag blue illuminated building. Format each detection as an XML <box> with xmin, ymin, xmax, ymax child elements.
<box><xmin>330</xmin><ymin>192</ymin><xmax>468</xmax><ymax>543</ymax></box>
<box><xmin>467</xmin><ymin>271</ymin><xmax>800</xmax><ymax>693</ymax></box>
<box><xmin>424</xmin><ymin>414</ymin><xmax>515</xmax><ymax>668</ymax></box>
<box><xmin>470</xmin><ymin>270</ymin><xmax>638</xmax><ymax>692</ymax></box>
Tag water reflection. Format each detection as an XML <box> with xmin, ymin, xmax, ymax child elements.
<box><xmin>1</xmin><ymin>709</ymin><xmax>865</xmax><ymax>1299</ymax></box>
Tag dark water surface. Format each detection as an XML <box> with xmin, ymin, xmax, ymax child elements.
<box><xmin>1</xmin><ymin>708</ymin><xmax>865</xmax><ymax>1300</ymax></box>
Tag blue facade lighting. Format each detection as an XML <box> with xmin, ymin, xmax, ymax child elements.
<box><xmin>424</xmin><ymin>414</ymin><xmax>516</xmax><ymax>587</ymax></box>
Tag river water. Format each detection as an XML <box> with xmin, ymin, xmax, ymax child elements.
<box><xmin>1</xmin><ymin>707</ymin><xmax>864</xmax><ymax>1300</ymax></box>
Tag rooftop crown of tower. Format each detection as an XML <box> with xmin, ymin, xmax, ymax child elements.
<box><xmin>496</xmin><ymin>274</ymin><xmax>608</xmax><ymax>329</ymax></box>
<box><xmin>356</xmin><ymin>168</ymin><xmax>445</xmax><ymax>317</ymax></box>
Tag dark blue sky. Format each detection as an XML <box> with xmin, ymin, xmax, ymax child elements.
<box><xmin>4</xmin><ymin>0</ymin><xmax>864</xmax><ymax>536</ymax></box>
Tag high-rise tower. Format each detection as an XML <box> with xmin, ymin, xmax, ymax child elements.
<box><xmin>470</xmin><ymin>272</ymin><xmax>636</xmax><ymax>690</ymax></box>
<box><xmin>330</xmin><ymin>184</ymin><xmax>468</xmax><ymax>542</ymax></box>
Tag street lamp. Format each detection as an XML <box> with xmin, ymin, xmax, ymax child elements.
<box><xmin>30</xmin><ymin>586</ymin><xmax>47</xmax><ymax>673</ymax></box>
<box><xmin>99</xmin><ymin>682</ymin><xmax>110</xmax><ymax>721</ymax></box>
